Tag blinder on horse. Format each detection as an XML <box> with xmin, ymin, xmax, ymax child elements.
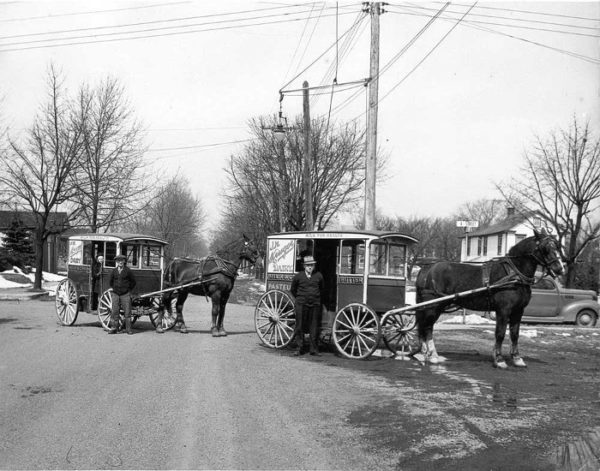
<box><xmin>531</xmin><ymin>234</ymin><xmax>564</xmax><ymax>278</ymax></box>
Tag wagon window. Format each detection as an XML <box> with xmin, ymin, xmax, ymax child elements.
<box><xmin>341</xmin><ymin>240</ymin><xmax>365</xmax><ymax>274</ymax></box>
<box><xmin>121</xmin><ymin>244</ymin><xmax>139</xmax><ymax>268</ymax></box>
<box><xmin>142</xmin><ymin>246</ymin><xmax>161</xmax><ymax>269</ymax></box>
<box><xmin>389</xmin><ymin>244</ymin><xmax>407</xmax><ymax>276</ymax></box>
<box><xmin>105</xmin><ymin>242</ymin><xmax>117</xmax><ymax>267</ymax></box>
<box><xmin>369</xmin><ymin>242</ymin><xmax>387</xmax><ymax>275</ymax></box>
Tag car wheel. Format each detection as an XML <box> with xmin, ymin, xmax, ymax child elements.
<box><xmin>575</xmin><ymin>309</ymin><xmax>597</xmax><ymax>327</ymax></box>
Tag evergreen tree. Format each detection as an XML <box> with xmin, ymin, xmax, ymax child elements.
<box><xmin>2</xmin><ymin>217</ymin><xmax>35</xmax><ymax>266</ymax></box>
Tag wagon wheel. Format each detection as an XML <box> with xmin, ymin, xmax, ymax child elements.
<box><xmin>55</xmin><ymin>279</ymin><xmax>79</xmax><ymax>326</ymax></box>
<box><xmin>381</xmin><ymin>311</ymin><xmax>417</xmax><ymax>356</ymax></box>
<box><xmin>254</xmin><ymin>290</ymin><xmax>296</xmax><ymax>349</ymax></box>
<box><xmin>97</xmin><ymin>290</ymin><xmax>140</xmax><ymax>330</ymax></box>
<box><xmin>332</xmin><ymin>303</ymin><xmax>380</xmax><ymax>360</ymax></box>
<box><xmin>149</xmin><ymin>297</ymin><xmax>178</xmax><ymax>331</ymax></box>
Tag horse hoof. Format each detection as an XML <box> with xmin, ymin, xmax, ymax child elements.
<box><xmin>211</xmin><ymin>327</ymin><xmax>219</xmax><ymax>337</ymax></box>
<box><xmin>512</xmin><ymin>356</ymin><xmax>527</xmax><ymax>367</ymax></box>
<box><xmin>412</xmin><ymin>353</ymin><xmax>426</xmax><ymax>363</ymax></box>
<box><xmin>494</xmin><ymin>360</ymin><xmax>508</xmax><ymax>369</ymax></box>
<box><xmin>218</xmin><ymin>329</ymin><xmax>227</xmax><ymax>337</ymax></box>
<box><xmin>179</xmin><ymin>324</ymin><xmax>188</xmax><ymax>334</ymax></box>
<box><xmin>428</xmin><ymin>354</ymin><xmax>439</xmax><ymax>364</ymax></box>
<box><xmin>155</xmin><ymin>326</ymin><xmax>164</xmax><ymax>334</ymax></box>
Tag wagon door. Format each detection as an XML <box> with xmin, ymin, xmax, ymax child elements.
<box><xmin>338</xmin><ymin>239</ymin><xmax>365</xmax><ymax>307</ymax></box>
<box><xmin>366</xmin><ymin>238</ymin><xmax>408</xmax><ymax>314</ymax></box>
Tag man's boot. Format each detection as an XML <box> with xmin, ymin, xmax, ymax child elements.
<box><xmin>125</xmin><ymin>317</ymin><xmax>133</xmax><ymax>335</ymax></box>
<box><xmin>107</xmin><ymin>317</ymin><xmax>118</xmax><ymax>334</ymax></box>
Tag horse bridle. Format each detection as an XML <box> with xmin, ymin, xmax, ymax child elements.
<box><xmin>532</xmin><ymin>236</ymin><xmax>563</xmax><ymax>277</ymax></box>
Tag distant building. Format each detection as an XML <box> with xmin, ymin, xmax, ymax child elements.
<box><xmin>0</xmin><ymin>210</ymin><xmax>69</xmax><ymax>273</ymax></box>
<box><xmin>459</xmin><ymin>213</ymin><xmax>541</xmax><ymax>263</ymax></box>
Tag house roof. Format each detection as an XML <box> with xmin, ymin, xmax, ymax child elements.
<box><xmin>461</xmin><ymin>215</ymin><xmax>527</xmax><ymax>238</ymax></box>
<box><xmin>0</xmin><ymin>210</ymin><xmax>68</xmax><ymax>231</ymax></box>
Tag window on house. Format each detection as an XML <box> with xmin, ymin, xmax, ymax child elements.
<box><xmin>497</xmin><ymin>234</ymin><xmax>503</xmax><ymax>255</ymax></box>
<box><xmin>477</xmin><ymin>237</ymin><xmax>482</xmax><ymax>256</ymax></box>
<box><xmin>483</xmin><ymin>236</ymin><xmax>488</xmax><ymax>256</ymax></box>
<box><xmin>466</xmin><ymin>238</ymin><xmax>471</xmax><ymax>257</ymax></box>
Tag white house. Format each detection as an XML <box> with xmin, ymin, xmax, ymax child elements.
<box><xmin>460</xmin><ymin>215</ymin><xmax>540</xmax><ymax>262</ymax></box>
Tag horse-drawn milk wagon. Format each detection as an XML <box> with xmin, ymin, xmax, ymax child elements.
<box><xmin>254</xmin><ymin>230</ymin><xmax>421</xmax><ymax>359</ymax></box>
<box><xmin>255</xmin><ymin>228</ymin><xmax>566</xmax><ymax>368</ymax></box>
<box><xmin>54</xmin><ymin>233</ymin><xmax>178</xmax><ymax>331</ymax></box>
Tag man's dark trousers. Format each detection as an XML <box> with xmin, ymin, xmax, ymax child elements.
<box><xmin>294</xmin><ymin>302</ymin><xmax>320</xmax><ymax>353</ymax></box>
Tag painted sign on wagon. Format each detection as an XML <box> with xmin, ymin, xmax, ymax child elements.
<box><xmin>267</xmin><ymin>239</ymin><xmax>296</xmax><ymax>273</ymax></box>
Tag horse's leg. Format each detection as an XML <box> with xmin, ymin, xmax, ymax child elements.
<box><xmin>509</xmin><ymin>310</ymin><xmax>526</xmax><ymax>367</ymax></box>
<box><xmin>493</xmin><ymin>309</ymin><xmax>509</xmax><ymax>369</ymax></box>
<box><xmin>216</xmin><ymin>292</ymin><xmax>230</xmax><ymax>337</ymax></box>
<box><xmin>176</xmin><ymin>291</ymin><xmax>189</xmax><ymax>334</ymax></box>
<box><xmin>155</xmin><ymin>293</ymin><xmax>167</xmax><ymax>334</ymax></box>
<box><xmin>210</xmin><ymin>292</ymin><xmax>221</xmax><ymax>337</ymax></box>
<box><xmin>414</xmin><ymin>308</ymin><xmax>433</xmax><ymax>362</ymax></box>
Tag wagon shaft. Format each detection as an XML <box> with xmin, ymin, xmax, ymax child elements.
<box><xmin>383</xmin><ymin>280</ymin><xmax>519</xmax><ymax>316</ymax></box>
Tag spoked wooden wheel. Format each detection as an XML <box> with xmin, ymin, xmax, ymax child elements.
<box><xmin>332</xmin><ymin>303</ymin><xmax>380</xmax><ymax>359</ymax></box>
<box><xmin>97</xmin><ymin>290</ymin><xmax>140</xmax><ymax>331</ymax></box>
<box><xmin>149</xmin><ymin>297</ymin><xmax>178</xmax><ymax>331</ymax></box>
<box><xmin>381</xmin><ymin>311</ymin><xmax>417</xmax><ymax>356</ymax></box>
<box><xmin>55</xmin><ymin>279</ymin><xmax>79</xmax><ymax>326</ymax></box>
<box><xmin>255</xmin><ymin>290</ymin><xmax>296</xmax><ymax>348</ymax></box>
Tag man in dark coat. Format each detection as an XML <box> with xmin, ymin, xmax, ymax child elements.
<box><xmin>290</xmin><ymin>255</ymin><xmax>324</xmax><ymax>356</ymax></box>
<box><xmin>108</xmin><ymin>254</ymin><xmax>136</xmax><ymax>335</ymax></box>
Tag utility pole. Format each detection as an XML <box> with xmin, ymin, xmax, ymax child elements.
<box><xmin>303</xmin><ymin>80</ymin><xmax>314</xmax><ymax>231</ymax></box>
<box><xmin>364</xmin><ymin>2</ymin><xmax>382</xmax><ymax>231</ymax></box>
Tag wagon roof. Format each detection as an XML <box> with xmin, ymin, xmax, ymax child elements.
<box><xmin>267</xmin><ymin>230</ymin><xmax>418</xmax><ymax>244</ymax></box>
<box><xmin>67</xmin><ymin>232</ymin><xmax>168</xmax><ymax>245</ymax></box>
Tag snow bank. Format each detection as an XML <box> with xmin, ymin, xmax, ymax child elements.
<box><xmin>441</xmin><ymin>313</ymin><xmax>495</xmax><ymax>325</ymax></box>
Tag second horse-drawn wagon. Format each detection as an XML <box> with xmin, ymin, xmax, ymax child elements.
<box><xmin>254</xmin><ymin>230</ymin><xmax>421</xmax><ymax>359</ymax></box>
<box><xmin>54</xmin><ymin>233</ymin><xmax>178</xmax><ymax>331</ymax></box>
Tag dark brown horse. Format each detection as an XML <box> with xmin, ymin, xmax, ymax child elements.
<box><xmin>414</xmin><ymin>229</ymin><xmax>564</xmax><ymax>368</ymax></box>
<box><xmin>156</xmin><ymin>235</ymin><xmax>259</xmax><ymax>336</ymax></box>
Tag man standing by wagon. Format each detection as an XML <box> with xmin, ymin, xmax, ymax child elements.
<box><xmin>290</xmin><ymin>255</ymin><xmax>324</xmax><ymax>356</ymax></box>
<box><xmin>108</xmin><ymin>254</ymin><xmax>137</xmax><ymax>335</ymax></box>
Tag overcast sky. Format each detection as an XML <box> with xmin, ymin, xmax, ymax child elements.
<box><xmin>1</xmin><ymin>1</ymin><xmax>598</xmax><ymax>232</ymax></box>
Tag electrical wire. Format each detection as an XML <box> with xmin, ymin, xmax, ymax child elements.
<box><xmin>0</xmin><ymin>8</ymin><xmax>355</xmax><ymax>52</ymax></box>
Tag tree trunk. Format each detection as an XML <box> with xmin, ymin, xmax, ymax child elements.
<box><xmin>33</xmin><ymin>233</ymin><xmax>45</xmax><ymax>290</ymax></box>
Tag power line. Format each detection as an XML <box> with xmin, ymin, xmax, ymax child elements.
<box><xmin>0</xmin><ymin>10</ymin><xmax>357</xmax><ymax>52</ymax></box>
<box><xmin>0</xmin><ymin>3</ymin><xmax>317</xmax><ymax>41</ymax></box>
<box><xmin>394</xmin><ymin>3</ymin><xmax>600</xmax><ymax>65</ymax></box>
<box><xmin>391</xmin><ymin>2</ymin><xmax>600</xmax><ymax>31</ymax></box>
<box><xmin>388</xmin><ymin>5</ymin><xmax>600</xmax><ymax>38</ymax></box>
<box><xmin>426</xmin><ymin>1</ymin><xmax>600</xmax><ymax>22</ymax></box>
<box><xmin>0</xmin><ymin>2</ymin><xmax>189</xmax><ymax>23</ymax></box>
<box><xmin>146</xmin><ymin>139</ymin><xmax>252</xmax><ymax>153</ymax></box>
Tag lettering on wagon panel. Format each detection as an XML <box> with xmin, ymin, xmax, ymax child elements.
<box><xmin>338</xmin><ymin>275</ymin><xmax>363</xmax><ymax>284</ymax></box>
<box><xmin>267</xmin><ymin>239</ymin><xmax>296</xmax><ymax>273</ymax></box>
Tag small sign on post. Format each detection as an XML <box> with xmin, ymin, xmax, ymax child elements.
<box><xmin>457</xmin><ymin>221</ymin><xmax>479</xmax><ymax>261</ymax></box>
<box><xmin>456</xmin><ymin>220</ymin><xmax>479</xmax><ymax>228</ymax></box>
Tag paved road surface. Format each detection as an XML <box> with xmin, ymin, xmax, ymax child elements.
<box><xmin>1</xmin><ymin>296</ymin><xmax>599</xmax><ymax>470</ymax></box>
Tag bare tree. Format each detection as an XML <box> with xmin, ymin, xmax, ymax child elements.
<box><xmin>70</xmin><ymin>77</ymin><xmax>151</xmax><ymax>232</ymax></box>
<box><xmin>497</xmin><ymin>117</ymin><xmax>600</xmax><ymax>287</ymax></box>
<box><xmin>221</xmin><ymin>115</ymin><xmax>370</xmax><ymax>247</ymax></box>
<box><xmin>0</xmin><ymin>66</ymin><xmax>84</xmax><ymax>289</ymax></box>
<box><xmin>377</xmin><ymin>214</ymin><xmax>461</xmax><ymax>277</ymax></box>
<box><xmin>455</xmin><ymin>198</ymin><xmax>506</xmax><ymax>228</ymax></box>
<box><xmin>126</xmin><ymin>173</ymin><xmax>207</xmax><ymax>260</ymax></box>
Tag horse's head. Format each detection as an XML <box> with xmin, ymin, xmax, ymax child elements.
<box><xmin>533</xmin><ymin>228</ymin><xmax>565</xmax><ymax>277</ymax></box>
<box><xmin>239</xmin><ymin>234</ymin><xmax>260</xmax><ymax>265</ymax></box>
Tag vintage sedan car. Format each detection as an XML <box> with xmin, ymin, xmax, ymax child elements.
<box><xmin>489</xmin><ymin>277</ymin><xmax>598</xmax><ymax>327</ymax></box>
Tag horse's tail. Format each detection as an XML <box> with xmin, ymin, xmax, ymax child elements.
<box><xmin>164</xmin><ymin>258</ymin><xmax>176</xmax><ymax>286</ymax></box>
